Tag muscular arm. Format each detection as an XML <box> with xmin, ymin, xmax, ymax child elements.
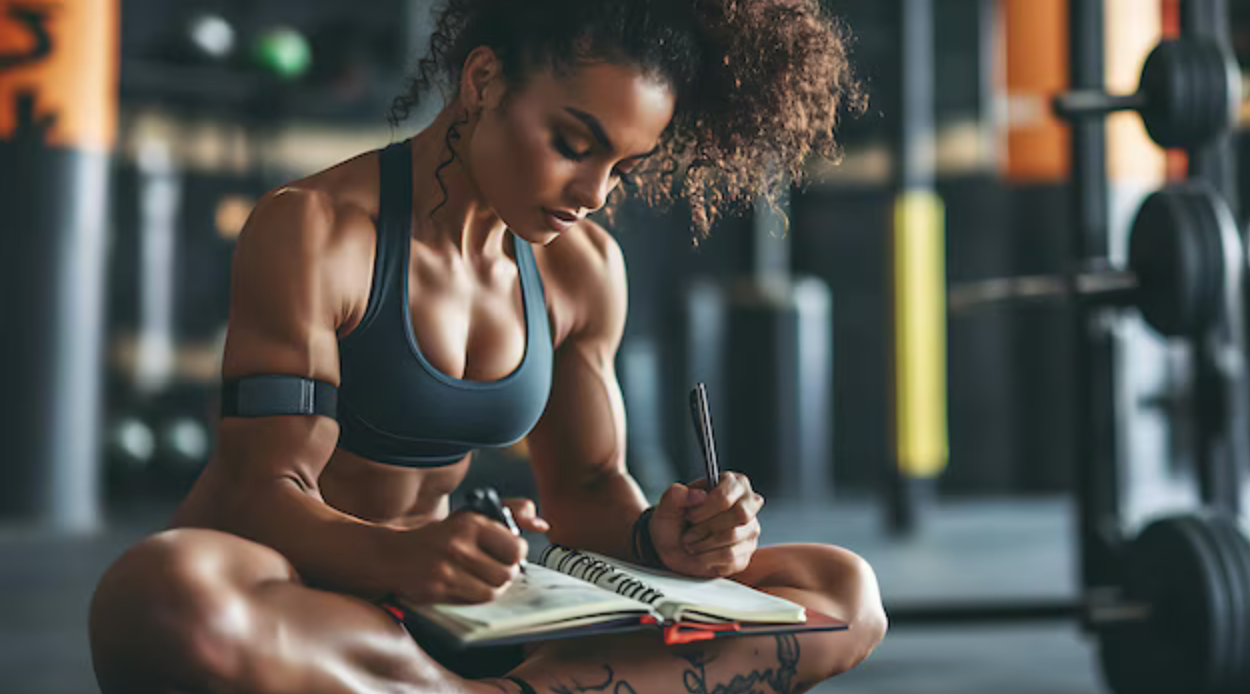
<box><xmin>174</xmin><ymin>187</ymin><xmax>399</xmax><ymax>599</ymax></box>
<box><xmin>526</xmin><ymin>223</ymin><xmax>650</xmax><ymax>562</ymax></box>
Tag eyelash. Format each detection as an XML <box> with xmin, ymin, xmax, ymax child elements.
<box><xmin>552</xmin><ymin>135</ymin><xmax>637</xmax><ymax>184</ymax></box>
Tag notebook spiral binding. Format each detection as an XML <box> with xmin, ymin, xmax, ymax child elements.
<box><xmin>540</xmin><ymin>545</ymin><xmax>666</xmax><ymax>605</ymax></box>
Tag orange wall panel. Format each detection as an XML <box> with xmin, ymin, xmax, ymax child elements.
<box><xmin>0</xmin><ymin>0</ymin><xmax>119</xmax><ymax>150</ymax></box>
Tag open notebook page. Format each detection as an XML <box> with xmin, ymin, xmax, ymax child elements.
<box><xmin>412</xmin><ymin>563</ymin><xmax>656</xmax><ymax>635</ymax></box>
<box><xmin>540</xmin><ymin>546</ymin><xmax>805</xmax><ymax>624</ymax></box>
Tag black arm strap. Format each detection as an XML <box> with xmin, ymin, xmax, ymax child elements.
<box><xmin>221</xmin><ymin>376</ymin><xmax>338</xmax><ymax>419</ymax></box>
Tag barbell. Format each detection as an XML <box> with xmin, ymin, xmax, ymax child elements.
<box><xmin>1054</xmin><ymin>38</ymin><xmax>1241</xmax><ymax>149</ymax></box>
<box><xmin>1096</xmin><ymin>514</ymin><xmax>1250</xmax><ymax>694</ymax></box>
<box><xmin>947</xmin><ymin>184</ymin><xmax>1242</xmax><ymax>339</ymax></box>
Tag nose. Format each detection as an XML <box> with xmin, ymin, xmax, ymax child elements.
<box><xmin>568</xmin><ymin>167</ymin><xmax>615</xmax><ymax>215</ymax></box>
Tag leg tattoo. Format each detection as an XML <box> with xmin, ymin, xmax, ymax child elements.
<box><xmin>544</xmin><ymin>634</ymin><xmax>801</xmax><ymax>694</ymax></box>
<box><xmin>675</xmin><ymin>635</ymin><xmax>802</xmax><ymax>694</ymax></box>
<box><xmin>548</xmin><ymin>665</ymin><xmax>639</xmax><ymax>694</ymax></box>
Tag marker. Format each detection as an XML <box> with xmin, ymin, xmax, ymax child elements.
<box><xmin>465</xmin><ymin>487</ymin><xmax>527</xmax><ymax>573</ymax></box>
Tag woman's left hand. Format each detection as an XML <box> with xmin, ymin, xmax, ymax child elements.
<box><xmin>648</xmin><ymin>472</ymin><xmax>764</xmax><ymax>578</ymax></box>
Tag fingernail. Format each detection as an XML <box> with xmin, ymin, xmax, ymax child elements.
<box><xmin>688</xmin><ymin>489</ymin><xmax>707</xmax><ymax>503</ymax></box>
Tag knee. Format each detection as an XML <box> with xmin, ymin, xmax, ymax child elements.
<box><xmin>89</xmin><ymin>528</ymin><xmax>275</xmax><ymax>693</ymax></box>
<box><xmin>813</xmin><ymin>546</ymin><xmax>887</xmax><ymax>674</ymax></box>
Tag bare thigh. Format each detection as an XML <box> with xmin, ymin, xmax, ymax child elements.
<box><xmin>88</xmin><ymin>534</ymin><xmax>882</xmax><ymax>694</ymax></box>
<box><xmin>87</xmin><ymin>528</ymin><xmax>488</xmax><ymax>694</ymax></box>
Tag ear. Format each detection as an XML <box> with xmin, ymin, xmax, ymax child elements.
<box><xmin>459</xmin><ymin>46</ymin><xmax>506</xmax><ymax>115</ymax></box>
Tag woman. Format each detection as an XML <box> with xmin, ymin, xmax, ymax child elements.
<box><xmin>89</xmin><ymin>1</ymin><xmax>885</xmax><ymax>692</ymax></box>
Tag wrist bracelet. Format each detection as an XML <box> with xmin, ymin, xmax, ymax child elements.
<box><xmin>631</xmin><ymin>507</ymin><xmax>664</xmax><ymax>569</ymax></box>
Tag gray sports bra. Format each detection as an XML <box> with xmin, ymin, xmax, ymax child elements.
<box><xmin>334</xmin><ymin>139</ymin><xmax>554</xmax><ymax>467</ymax></box>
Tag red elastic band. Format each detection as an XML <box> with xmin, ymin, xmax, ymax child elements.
<box><xmin>382</xmin><ymin>604</ymin><xmax>407</xmax><ymax>622</ymax></box>
<box><xmin>661</xmin><ymin>622</ymin><xmax>742</xmax><ymax>645</ymax></box>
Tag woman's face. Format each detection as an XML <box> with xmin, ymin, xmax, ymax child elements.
<box><xmin>467</xmin><ymin>59</ymin><xmax>676</xmax><ymax>245</ymax></box>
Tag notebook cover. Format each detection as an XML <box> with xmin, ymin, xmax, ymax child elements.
<box><xmin>411</xmin><ymin>609</ymin><xmax>849</xmax><ymax>651</ymax></box>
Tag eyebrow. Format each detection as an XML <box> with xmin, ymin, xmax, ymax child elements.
<box><xmin>564</xmin><ymin>107</ymin><xmax>660</xmax><ymax>160</ymax></box>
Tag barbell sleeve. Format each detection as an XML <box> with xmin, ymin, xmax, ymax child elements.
<box><xmin>948</xmin><ymin>269</ymin><xmax>1139</xmax><ymax>313</ymax></box>
<box><xmin>1054</xmin><ymin>91</ymin><xmax>1149</xmax><ymax>118</ymax></box>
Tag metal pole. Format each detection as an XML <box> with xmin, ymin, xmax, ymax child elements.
<box><xmin>886</xmin><ymin>0</ymin><xmax>945</xmax><ymax>535</ymax></box>
<box><xmin>897</xmin><ymin>0</ymin><xmax>936</xmax><ymax>194</ymax></box>
<box><xmin>1068</xmin><ymin>0</ymin><xmax>1122</xmax><ymax>597</ymax></box>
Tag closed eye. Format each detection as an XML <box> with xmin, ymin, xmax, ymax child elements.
<box><xmin>552</xmin><ymin>134</ymin><xmax>591</xmax><ymax>161</ymax></box>
<box><xmin>553</xmin><ymin>134</ymin><xmax>638</xmax><ymax>183</ymax></box>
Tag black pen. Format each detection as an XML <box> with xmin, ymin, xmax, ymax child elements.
<box><xmin>689</xmin><ymin>383</ymin><xmax>721</xmax><ymax>488</ymax></box>
<box><xmin>465</xmin><ymin>487</ymin><xmax>528</xmax><ymax>573</ymax></box>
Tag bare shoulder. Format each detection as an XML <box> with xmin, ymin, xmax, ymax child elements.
<box><xmin>533</xmin><ymin>218</ymin><xmax>627</xmax><ymax>349</ymax></box>
<box><xmin>223</xmin><ymin>150</ymin><xmax>383</xmax><ymax>377</ymax></box>
<box><xmin>239</xmin><ymin>150</ymin><xmax>380</xmax><ymax>254</ymax></box>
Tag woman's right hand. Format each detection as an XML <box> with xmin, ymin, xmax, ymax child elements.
<box><xmin>390</xmin><ymin>509</ymin><xmax>530</xmax><ymax>606</ymax></box>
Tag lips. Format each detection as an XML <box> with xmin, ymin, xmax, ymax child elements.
<box><xmin>543</xmin><ymin>208</ymin><xmax>580</xmax><ymax>232</ymax></box>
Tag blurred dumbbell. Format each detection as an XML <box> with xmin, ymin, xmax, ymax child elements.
<box><xmin>187</xmin><ymin>12</ymin><xmax>237</xmax><ymax>63</ymax></box>
<box><xmin>157</xmin><ymin>416</ymin><xmax>211</xmax><ymax>472</ymax></box>
<box><xmin>107</xmin><ymin>416</ymin><xmax>156</xmax><ymax>475</ymax></box>
<box><xmin>1053</xmin><ymin>38</ymin><xmax>1240</xmax><ymax>149</ymax></box>
<box><xmin>948</xmin><ymin>185</ymin><xmax>1241</xmax><ymax>339</ymax></box>
<box><xmin>251</xmin><ymin>26</ymin><xmax>313</xmax><ymax>81</ymax></box>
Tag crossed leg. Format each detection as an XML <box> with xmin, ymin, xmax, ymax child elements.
<box><xmin>89</xmin><ymin>530</ymin><xmax>885</xmax><ymax>694</ymax></box>
<box><xmin>510</xmin><ymin>543</ymin><xmax>887</xmax><ymax>693</ymax></box>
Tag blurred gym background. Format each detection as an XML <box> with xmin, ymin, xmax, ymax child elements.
<box><xmin>5</xmin><ymin>0</ymin><xmax>1250</xmax><ymax>692</ymax></box>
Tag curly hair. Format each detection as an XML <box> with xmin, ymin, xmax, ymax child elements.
<box><xmin>390</xmin><ymin>0</ymin><xmax>864</xmax><ymax>237</ymax></box>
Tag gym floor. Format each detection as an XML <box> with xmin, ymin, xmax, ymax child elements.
<box><xmin>1</xmin><ymin>495</ymin><xmax>1106</xmax><ymax>694</ymax></box>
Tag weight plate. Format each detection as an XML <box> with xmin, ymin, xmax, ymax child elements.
<box><xmin>1208</xmin><ymin>517</ymin><xmax>1250</xmax><ymax>694</ymax></box>
<box><xmin>1140</xmin><ymin>40</ymin><xmax>1236</xmax><ymax>148</ymax></box>
<box><xmin>1175</xmin><ymin>187</ymin><xmax>1221</xmax><ymax>337</ymax></box>
<box><xmin>1183</xmin><ymin>41</ymin><xmax>1209</xmax><ymax>146</ymax></box>
<box><xmin>1141</xmin><ymin>41</ymin><xmax>1187</xmax><ymax>147</ymax></box>
<box><xmin>1194</xmin><ymin>41</ymin><xmax>1237</xmax><ymax>144</ymax></box>
<box><xmin>1189</xmin><ymin>187</ymin><xmax>1229</xmax><ymax>336</ymax></box>
<box><xmin>1185</xmin><ymin>515</ymin><xmax>1241</xmax><ymax>693</ymax></box>
<box><xmin>1176</xmin><ymin>188</ymin><xmax>1216</xmax><ymax>335</ymax></box>
<box><xmin>1130</xmin><ymin>189</ymin><xmax>1199</xmax><ymax>336</ymax></box>
<box><xmin>1129</xmin><ymin>186</ymin><xmax>1228</xmax><ymax>337</ymax></box>
<box><xmin>1189</xmin><ymin>42</ymin><xmax>1219</xmax><ymax>146</ymax></box>
<box><xmin>1100</xmin><ymin>515</ymin><xmax>1232</xmax><ymax>694</ymax></box>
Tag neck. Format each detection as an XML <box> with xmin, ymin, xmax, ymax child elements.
<box><xmin>407</xmin><ymin>107</ymin><xmax>511</xmax><ymax>260</ymax></box>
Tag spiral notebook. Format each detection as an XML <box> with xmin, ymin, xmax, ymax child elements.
<box><xmin>398</xmin><ymin>544</ymin><xmax>849</xmax><ymax>648</ymax></box>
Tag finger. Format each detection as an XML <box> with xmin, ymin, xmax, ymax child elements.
<box><xmin>515</xmin><ymin>515</ymin><xmax>550</xmax><ymax>533</ymax></box>
<box><xmin>451</xmin><ymin>538</ymin><xmax>519</xmax><ymax>588</ymax></box>
<box><xmin>682</xmin><ymin>493</ymin><xmax>764</xmax><ymax>544</ymax></box>
<box><xmin>657</xmin><ymin>483</ymin><xmax>707</xmax><ymax>521</ymax></box>
<box><xmin>447</xmin><ymin>566</ymin><xmax>513</xmax><ymax>604</ymax></box>
<box><xmin>503</xmin><ymin>498</ymin><xmax>550</xmax><ymax>532</ymax></box>
<box><xmin>686</xmin><ymin>522</ymin><xmax>760</xmax><ymax>554</ymax></box>
<box><xmin>686</xmin><ymin>473</ymin><xmax>751</xmax><ymax>524</ymax></box>
<box><xmin>694</xmin><ymin>545</ymin><xmax>754</xmax><ymax>578</ymax></box>
<box><xmin>473</xmin><ymin>516</ymin><xmax>529</xmax><ymax>566</ymax></box>
<box><xmin>694</xmin><ymin>546</ymin><xmax>737</xmax><ymax>576</ymax></box>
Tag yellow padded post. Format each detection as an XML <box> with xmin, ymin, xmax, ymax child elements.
<box><xmin>892</xmin><ymin>190</ymin><xmax>949</xmax><ymax>478</ymax></box>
